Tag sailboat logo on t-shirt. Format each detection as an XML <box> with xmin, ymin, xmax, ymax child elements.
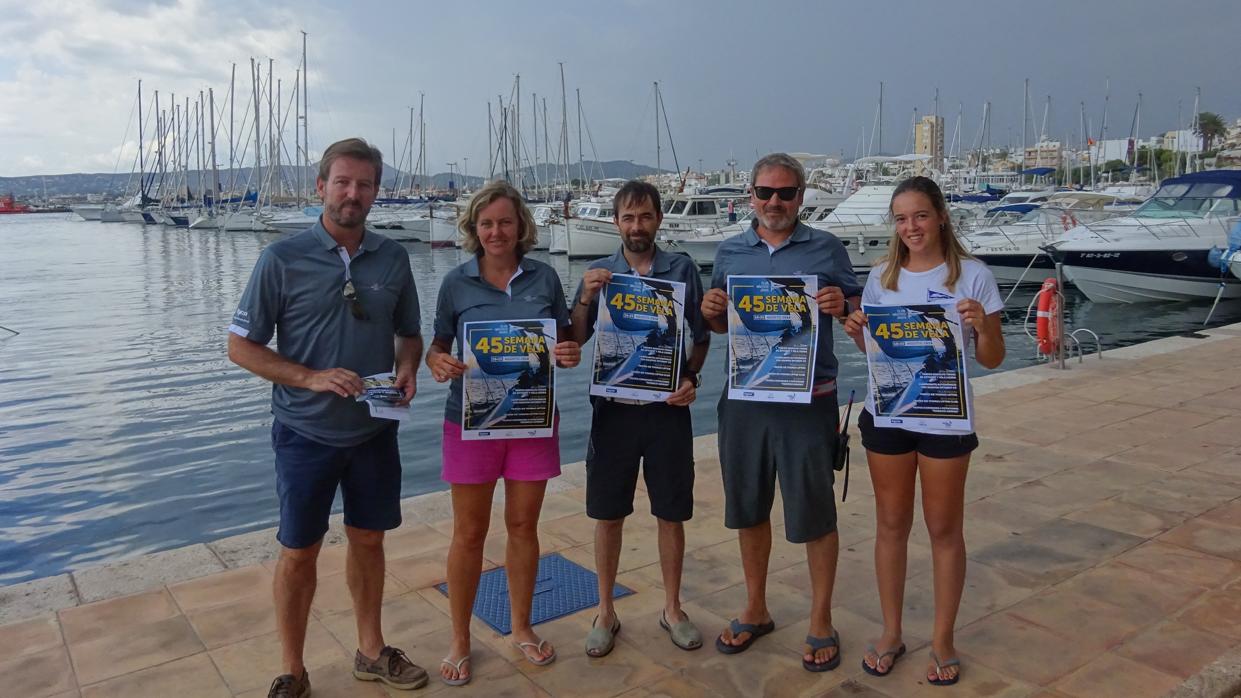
<box><xmin>927</xmin><ymin>289</ymin><xmax>954</xmax><ymax>301</ymax></box>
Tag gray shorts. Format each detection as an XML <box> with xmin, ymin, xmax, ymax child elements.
<box><xmin>716</xmin><ymin>393</ymin><xmax>838</xmax><ymax>543</ymax></box>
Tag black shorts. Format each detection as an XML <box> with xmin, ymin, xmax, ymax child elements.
<box><xmin>585</xmin><ymin>399</ymin><xmax>694</xmax><ymax>522</ymax></box>
<box><xmin>858</xmin><ymin>409</ymin><xmax>978</xmax><ymax>459</ymax></box>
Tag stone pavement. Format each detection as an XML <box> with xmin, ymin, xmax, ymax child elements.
<box><xmin>3</xmin><ymin>327</ymin><xmax>1241</xmax><ymax>697</ymax></box>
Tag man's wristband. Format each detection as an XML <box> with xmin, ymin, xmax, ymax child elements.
<box><xmin>683</xmin><ymin>369</ymin><xmax>701</xmax><ymax>388</ymax></box>
<box><xmin>578</xmin><ymin>297</ymin><xmax>591</xmax><ymax>308</ymax></box>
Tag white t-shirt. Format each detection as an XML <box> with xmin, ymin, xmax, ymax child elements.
<box><xmin>861</xmin><ymin>258</ymin><xmax>1003</xmax><ymax>435</ymax></box>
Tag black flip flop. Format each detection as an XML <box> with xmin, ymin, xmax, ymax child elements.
<box><xmin>802</xmin><ymin>629</ymin><xmax>842</xmax><ymax>672</ymax></box>
<box><xmin>714</xmin><ymin>618</ymin><xmax>775</xmax><ymax>654</ymax></box>
<box><xmin>928</xmin><ymin>651</ymin><xmax>961</xmax><ymax>686</ymax></box>
<box><xmin>861</xmin><ymin>642</ymin><xmax>906</xmax><ymax>677</ymax></box>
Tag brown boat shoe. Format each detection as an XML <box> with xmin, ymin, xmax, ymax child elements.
<box><xmin>266</xmin><ymin>669</ymin><xmax>309</xmax><ymax>697</ymax></box>
<box><xmin>353</xmin><ymin>645</ymin><xmax>429</xmax><ymax>690</ymax></box>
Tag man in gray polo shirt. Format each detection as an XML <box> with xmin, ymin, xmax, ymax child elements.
<box><xmin>701</xmin><ymin>153</ymin><xmax>862</xmax><ymax>672</ymax></box>
<box><xmin>568</xmin><ymin>180</ymin><xmax>710</xmax><ymax>657</ymax></box>
<box><xmin>229</xmin><ymin>138</ymin><xmax>428</xmax><ymax>697</ymax></box>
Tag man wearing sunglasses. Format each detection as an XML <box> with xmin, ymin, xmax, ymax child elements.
<box><xmin>228</xmin><ymin>138</ymin><xmax>428</xmax><ymax>697</ymax></box>
<box><xmin>701</xmin><ymin>152</ymin><xmax>862</xmax><ymax>672</ymax></box>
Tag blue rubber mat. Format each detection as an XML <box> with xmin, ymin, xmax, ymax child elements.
<box><xmin>435</xmin><ymin>552</ymin><xmax>634</xmax><ymax>635</ymax></box>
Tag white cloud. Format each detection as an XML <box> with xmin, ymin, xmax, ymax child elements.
<box><xmin>0</xmin><ymin>0</ymin><xmax>303</xmax><ymax>175</ymax></box>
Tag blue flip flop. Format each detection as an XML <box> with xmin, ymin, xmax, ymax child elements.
<box><xmin>928</xmin><ymin>651</ymin><xmax>961</xmax><ymax>686</ymax></box>
<box><xmin>802</xmin><ymin>629</ymin><xmax>842</xmax><ymax>672</ymax></box>
<box><xmin>714</xmin><ymin>618</ymin><xmax>775</xmax><ymax>654</ymax></box>
<box><xmin>861</xmin><ymin>642</ymin><xmax>906</xmax><ymax>677</ymax></box>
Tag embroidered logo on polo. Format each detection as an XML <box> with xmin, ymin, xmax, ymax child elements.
<box><xmin>927</xmin><ymin>289</ymin><xmax>954</xmax><ymax>301</ymax></box>
<box><xmin>521</xmin><ymin>294</ymin><xmax>539</xmax><ymax>303</ymax></box>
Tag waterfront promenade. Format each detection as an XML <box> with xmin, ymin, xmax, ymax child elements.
<box><xmin>2</xmin><ymin>325</ymin><xmax>1240</xmax><ymax>697</ymax></box>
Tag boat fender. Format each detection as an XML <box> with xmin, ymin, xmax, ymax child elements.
<box><xmin>1036</xmin><ymin>278</ymin><xmax>1060</xmax><ymax>355</ymax></box>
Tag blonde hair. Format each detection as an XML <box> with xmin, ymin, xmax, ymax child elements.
<box><xmin>880</xmin><ymin>176</ymin><xmax>974</xmax><ymax>292</ymax></box>
<box><xmin>457</xmin><ymin>180</ymin><xmax>539</xmax><ymax>255</ymax></box>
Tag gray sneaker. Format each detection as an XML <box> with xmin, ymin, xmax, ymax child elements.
<box><xmin>267</xmin><ymin>670</ymin><xmax>309</xmax><ymax>697</ymax></box>
<box><xmin>353</xmin><ymin>646</ymin><xmax>429</xmax><ymax>690</ymax></box>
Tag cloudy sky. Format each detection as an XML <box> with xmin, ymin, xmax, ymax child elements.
<box><xmin>2</xmin><ymin>0</ymin><xmax>1238</xmax><ymax>177</ymax></box>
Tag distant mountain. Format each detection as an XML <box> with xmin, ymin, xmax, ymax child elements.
<box><xmin>0</xmin><ymin>159</ymin><xmax>666</xmax><ymax>200</ymax></box>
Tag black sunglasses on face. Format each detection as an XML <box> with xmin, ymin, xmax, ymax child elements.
<box><xmin>342</xmin><ymin>280</ymin><xmax>369</xmax><ymax>320</ymax></box>
<box><xmin>752</xmin><ymin>185</ymin><xmax>800</xmax><ymax>201</ymax></box>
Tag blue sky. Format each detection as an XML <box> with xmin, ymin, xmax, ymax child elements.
<box><xmin>1</xmin><ymin>0</ymin><xmax>1238</xmax><ymax>176</ymax></box>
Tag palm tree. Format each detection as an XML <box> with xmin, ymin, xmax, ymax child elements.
<box><xmin>1194</xmin><ymin>112</ymin><xmax>1227</xmax><ymax>152</ymax></box>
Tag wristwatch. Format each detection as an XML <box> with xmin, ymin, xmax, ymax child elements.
<box><xmin>683</xmin><ymin>369</ymin><xmax>701</xmax><ymax>388</ymax></box>
<box><xmin>839</xmin><ymin>299</ymin><xmax>853</xmax><ymax>320</ymax></box>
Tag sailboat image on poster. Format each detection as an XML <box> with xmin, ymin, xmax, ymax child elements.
<box><xmin>590</xmin><ymin>274</ymin><xmax>686</xmax><ymax>401</ymax></box>
<box><xmin>726</xmin><ymin>275</ymin><xmax>818</xmax><ymax>403</ymax></box>
<box><xmin>462</xmin><ymin>318</ymin><xmax>557</xmax><ymax>440</ymax></box>
<box><xmin>863</xmin><ymin>303</ymin><xmax>971</xmax><ymax>431</ymax></box>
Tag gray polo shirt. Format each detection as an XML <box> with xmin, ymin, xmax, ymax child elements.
<box><xmin>710</xmin><ymin>220</ymin><xmax>862</xmax><ymax>387</ymax></box>
<box><xmin>574</xmin><ymin>244</ymin><xmax>710</xmax><ymax>351</ymax></box>
<box><xmin>230</xmin><ymin>220</ymin><xmax>422</xmax><ymax>446</ymax></box>
<box><xmin>433</xmin><ymin>255</ymin><xmax>571</xmax><ymax>424</ymax></box>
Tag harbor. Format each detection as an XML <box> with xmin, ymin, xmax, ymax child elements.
<box><xmin>3</xmin><ymin>3</ymin><xmax>1241</xmax><ymax>695</ymax></box>
<box><xmin>1</xmin><ymin>321</ymin><xmax>1240</xmax><ymax>696</ymax></box>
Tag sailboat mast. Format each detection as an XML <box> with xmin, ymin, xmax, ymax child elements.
<box><xmin>577</xmin><ymin>88</ymin><xmax>585</xmax><ymax>189</ymax></box>
<box><xmin>137</xmin><ymin>80</ymin><xmax>145</xmax><ymax>196</ymax></box>
<box><xmin>301</xmin><ymin>31</ymin><xmax>309</xmax><ymax>201</ymax></box>
<box><xmin>252</xmin><ymin>57</ymin><xmax>262</xmax><ymax>205</ymax></box>
<box><xmin>1021</xmin><ymin>78</ymin><xmax>1029</xmax><ymax>186</ymax></box>
<box><xmin>654</xmin><ymin>82</ymin><xmax>661</xmax><ymax>176</ymax></box>
<box><xmin>209</xmin><ymin>88</ymin><xmax>219</xmax><ymax>206</ymax></box>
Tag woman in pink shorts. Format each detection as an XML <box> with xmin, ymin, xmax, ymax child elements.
<box><xmin>425</xmin><ymin>180</ymin><xmax>580</xmax><ymax>686</ymax></box>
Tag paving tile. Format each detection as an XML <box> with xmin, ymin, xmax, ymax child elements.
<box><xmin>0</xmin><ymin>614</ymin><xmax>63</xmax><ymax>659</ymax></box>
<box><xmin>1118</xmin><ymin>476</ymin><xmax>1241</xmax><ymax>517</ymax></box>
<box><xmin>318</xmin><ymin>591</ymin><xmax>453</xmax><ymax>653</ymax></box>
<box><xmin>681</xmin><ymin>634</ymin><xmax>853</xmax><ymax>696</ymax></box>
<box><xmin>231</xmin><ymin>658</ymin><xmax>391</xmax><ymax>698</ymax></box>
<box><xmin>0</xmin><ymin>574</ymin><xmax>79</xmax><ymax>625</ymax></box>
<box><xmin>1199</xmin><ymin>498</ymin><xmax>1241</xmax><ymax>528</ymax></box>
<box><xmin>517</xmin><ymin>636</ymin><xmax>673</xmax><ymax>697</ymax></box>
<box><xmin>68</xmin><ymin>614</ymin><xmax>205</xmax><ymax>685</ymax></box>
<box><xmin>1064</xmin><ymin>499</ymin><xmax>1187</xmax><ymax>538</ymax></box>
<box><xmin>1012</xmin><ymin>518</ymin><xmax>1143</xmax><ymax>563</ymax></box>
<box><xmin>1112</xmin><ymin>540</ymin><xmax>1241</xmax><ymax>588</ymax></box>
<box><xmin>1176</xmin><ymin>587</ymin><xmax>1241</xmax><ymax>640</ymax></box>
<box><xmin>207</xmin><ymin>620</ymin><xmax>349</xmax><ymax>694</ymax></box>
<box><xmin>1005</xmin><ymin>588</ymin><xmax>1145</xmax><ymax>653</ymax></box>
<box><xmin>59</xmin><ymin>589</ymin><xmax>181</xmax><ymax>646</ymax></box>
<box><xmin>1157</xmin><ymin>518</ymin><xmax>1241</xmax><ymax>561</ymax></box>
<box><xmin>1057</xmin><ymin>561</ymin><xmax>1208</xmax><ymax>618</ymax></box>
<box><xmin>1050</xmin><ymin>652</ymin><xmax>1182</xmax><ymax>698</ymax></box>
<box><xmin>1111</xmin><ymin>441</ymin><xmax>1233</xmax><ymax>471</ymax></box>
<box><xmin>0</xmin><ymin>644</ymin><xmax>77</xmax><ymax>698</ymax></box>
<box><xmin>78</xmin><ymin>652</ymin><xmax>230</xmax><ymax>698</ymax></box>
<box><xmin>616</xmin><ymin>673</ymin><xmax>720</xmax><ymax>697</ymax></box>
<box><xmin>955</xmin><ymin>612</ymin><xmax>1097</xmax><ymax>687</ymax></box>
<box><xmin>1115</xmin><ymin>619</ymin><xmax>1237</xmax><ymax>679</ymax></box>
<box><xmin>185</xmin><ymin>590</ymin><xmax>276</xmax><ymax>649</ymax></box>
<box><xmin>382</xmin><ymin>523</ymin><xmax>453</xmax><ymax>560</ymax></box>
<box><xmin>72</xmin><ymin>545</ymin><xmax>225</xmax><ymax>604</ymax></box>
<box><xmin>309</xmin><ymin>571</ymin><xmax>410</xmax><ymax>616</ymax></box>
<box><xmin>167</xmin><ymin>564</ymin><xmax>273</xmax><ymax>613</ymax></box>
<box><xmin>980</xmin><ymin>481</ymin><xmax>1108</xmax><ymax>519</ymax></box>
<box><xmin>968</xmin><ymin>538</ymin><xmax>1091</xmax><ymax>587</ymax></box>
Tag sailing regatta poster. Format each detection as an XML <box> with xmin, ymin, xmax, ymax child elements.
<box><xmin>726</xmin><ymin>275</ymin><xmax>818</xmax><ymax>403</ymax></box>
<box><xmin>461</xmin><ymin>318</ymin><xmax>557</xmax><ymax>440</ymax></box>
<box><xmin>589</xmin><ymin>274</ymin><xmax>686</xmax><ymax>401</ymax></box>
<box><xmin>863</xmin><ymin>303</ymin><xmax>971</xmax><ymax>431</ymax></box>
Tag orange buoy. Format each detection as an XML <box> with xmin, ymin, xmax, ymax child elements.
<box><xmin>1036</xmin><ymin>278</ymin><xmax>1060</xmax><ymax>355</ymax></box>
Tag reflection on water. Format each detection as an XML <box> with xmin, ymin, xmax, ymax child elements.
<box><xmin>3</xmin><ymin>214</ymin><xmax>1240</xmax><ymax>584</ymax></box>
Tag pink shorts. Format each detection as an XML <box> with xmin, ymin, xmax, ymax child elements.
<box><xmin>441</xmin><ymin>416</ymin><xmax>561</xmax><ymax>484</ymax></box>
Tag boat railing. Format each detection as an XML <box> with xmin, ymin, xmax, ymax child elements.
<box><xmin>1078</xmin><ymin>213</ymin><xmax>1239</xmax><ymax>243</ymax></box>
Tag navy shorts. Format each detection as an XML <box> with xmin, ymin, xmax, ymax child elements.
<box><xmin>272</xmin><ymin>419</ymin><xmax>403</xmax><ymax>549</ymax></box>
<box><xmin>858</xmin><ymin>409</ymin><xmax>978</xmax><ymax>459</ymax></box>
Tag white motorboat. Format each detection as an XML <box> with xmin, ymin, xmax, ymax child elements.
<box><xmin>806</xmin><ymin>184</ymin><xmax>897</xmax><ymax>271</ymax></box>
<box><xmin>960</xmin><ymin>192</ymin><xmax>1136</xmax><ymax>284</ymax></box>
<box><xmin>1045</xmin><ymin>170</ymin><xmax>1241</xmax><ymax>303</ymax></box>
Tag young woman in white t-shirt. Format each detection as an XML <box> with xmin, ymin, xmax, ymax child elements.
<box><xmin>841</xmin><ymin>176</ymin><xmax>1005</xmax><ymax>686</ymax></box>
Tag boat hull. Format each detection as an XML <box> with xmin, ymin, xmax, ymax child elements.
<box><xmin>1054</xmin><ymin>248</ymin><xmax>1241</xmax><ymax>303</ymax></box>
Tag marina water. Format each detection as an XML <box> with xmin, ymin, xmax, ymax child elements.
<box><xmin>3</xmin><ymin>213</ymin><xmax>1241</xmax><ymax>585</ymax></box>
